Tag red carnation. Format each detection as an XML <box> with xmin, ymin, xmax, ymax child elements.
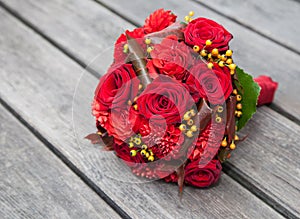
<box><xmin>94</xmin><ymin>63</ymin><xmax>139</xmax><ymax>111</ymax></box>
<box><xmin>107</xmin><ymin>107</ymin><xmax>138</xmax><ymax>144</ymax></box>
<box><xmin>184</xmin><ymin>18</ymin><xmax>232</xmax><ymax>52</ymax></box>
<box><xmin>144</xmin><ymin>9</ymin><xmax>177</xmax><ymax>34</ymax></box>
<box><xmin>254</xmin><ymin>75</ymin><xmax>278</xmax><ymax>106</ymax></box>
<box><xmin>150</xmin><ymin>36</ymin><xmax>193</xmax><ymax>80</ymax></box>
<box><xmin>188</xmin><ymin>122</ymin><xmax>225</xmax><ymax>166</ymax></box>
<box><xmin>145</xmin><ymin>124</ymin><xmax>184</xmax><ymax>160</ymax></box>
<box><xmin>137</xmin><ymin>75</ymin><xmax>194</xmax><ymax>125</ymax></box>
<box><xmin>186</xmin><ymin>62</ymin><xmax>232</xmax><ymax>104</ymax></box>
<box><xmin>184</xmin><ymin>159</ymin><xmax>222</xmax><ymax>187</ymax></box>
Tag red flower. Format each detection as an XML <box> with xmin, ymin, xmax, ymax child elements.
<box><xmin>144</xmin><ymin>124</ymin><xmax>184</xmax><ymax>160</ymax></box>
<box><xmin>187</xmin><ymin>62</ymin><xmax>232</xmax><ymax>104</ymax></box>
<box><xmin>188</xmin><ymin>122</ymin><xmax>225</xmax><ymax>165</ymax></box>
<box><xmin>164</xmin><ymin>172</ymin><xmax>178</xmax><ymax>183</ymax></box>
<box><xmin>184</xmin><ymin>18</ymin><xmax>232</xmax><ymax>52</ymax></box>
<box><xmin>184</xmin><ymin>159</ymin><xmax>222</xmax><ymax>187</ymax></box>
<box><xmin>131</xmin><ymin>111</ymin><xmax>151</xmax><ymax>137</ymax></box>
<box><xmin>137</xmin><ymin>76</ymin><xmax>194</xmax><ymax>124</ymax></box>
<box><xmin>254</xmin><ymin>75</ymin><xmax>278</xmax><ymax>106</ymax></box>
<box><xmin>113</xmin><ymin>143</ymin><xmax>145</xmax><ymax>167</ymax></box>
<box><xmin>150</xmin><ymin>36</ymin><xmax>193</xmax><ymax>80</ymax></box>
<box><xmin>107</xmin><ymin>107</ymin><xmax>137</xmax><ymax>144</ymax></box>
<box><xmin>144</xmin><ymin>9</ymin><xmax>177</xmax><ymax>34</ymax></box>
<box><xmin>94</xmin><ymin>63</ymin><xmax>139</xmax><ymax>111</ymax></box>
<box><xmin>114</xmin><ymin>28</ymin><xmax>145</xmax><ymax>63</ymax></box>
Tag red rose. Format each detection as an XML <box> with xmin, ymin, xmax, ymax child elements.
<box><xmin>144</xmin><ymin>9</ymin><xmax>177</xmax><ymax>34</ymax></box>
<box><xmin>187</xmin><ymin>62</ymin><xmax>232</xmax><ymax>104</ymax></box>
<box><xmin>184</xmin><ymin>159</ymin><xmax>222</xmax><ymax>187</ymax></box>
<box><xmin>254</xmin><ymin>75</ymin><xmax>278</xmax><ymax>106</ymax></box>
<box><xmin>114</xmin><ymin>28</ymin><xmax>145</xmax><ymax>63</ymax></box>
<box><xmin>94</xmin><ymin>63</ymin><xmax>139</xmax><ymax>111</ymax></box>
<box><xmin>184</xmin><ymin>18</ymin><xmax>232</xmax><ymax>52</ymax></box>
<box><xmin>137</xmin><ymin>75</ymin><xmax>194</xmax><ymax>124</ymax></box>
<box><xmin>150</xmin><ymin>36</ymin><xmax>193</xmax><ymax>80</ymax></box>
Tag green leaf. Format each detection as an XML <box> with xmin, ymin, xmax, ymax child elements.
<box><xmin>236</xmin><ymin>67</ymin><xmax>260</xmax><ymax>131</ymax></box>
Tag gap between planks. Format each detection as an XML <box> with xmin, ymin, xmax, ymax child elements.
<box><xmin>0</xmin><ymin>98</ymin><xmax>131</xmax><ymax>219</ymax></box>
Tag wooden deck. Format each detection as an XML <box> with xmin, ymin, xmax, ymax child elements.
<box><xmin>0</xmin><ymin>0</ymin><xmax>299</xmax><ymax>218</ymax></box>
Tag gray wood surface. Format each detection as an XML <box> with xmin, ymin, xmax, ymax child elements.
<box><xmin>194</xmin><ymin>0</ymin><xmax>300</xmax><ymax>54</ymax></box>
<box><xmin>1</xmin><ymin>0</ymin><xmax>300</xmax><ymax>121</ymax></box>
<box><xmin>0</xmin><ymin>106</ymin><xmax>120</xmax><ymax>219</ymax></box>
<box><xmin>0</xmin><ymin>5</ymin><xmax>285</xmax><ymax>219</ymax></box>
<box><xmin>235</xmin><ymin>106</ymin><xmax>300</xmax><ymax>217</ymax></box>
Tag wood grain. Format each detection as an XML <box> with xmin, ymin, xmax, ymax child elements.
<box><xmin>193</xmin><ymin>0</ymin><xmax>300</xmax><ymax>54</ymax></box>
<box><xmin>0</xmin><ymin>106</ymin><xmax>120</xmax><ymax>219</ymax></box>
<box><xmin>0</xmin><ymin>6</ymin><xmax>285</xmax><ymax>219</ymax></box>
<box><xmin>235</xmin><ymin>106</ymin><xmax>300</xmax><ymax>217</ymax></box>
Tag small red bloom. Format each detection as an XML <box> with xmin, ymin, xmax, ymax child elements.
<box><xmin>184</xmin><ymin>159</ymin><xmax>222</xmax><ymax>187</ymax></box>
<box><xmin>150</xmin><ymin>36</ymin><xmax>193</xmax><ymax>80</ymax></box>
<box><xmin>144</xmin><ymin>9</ymin><xmax>177</xmax><ymax>34</ymax></box>
<box><xmin>107</xmin><ymin>107</ymin><xmax>137</xmax><ymax>144</ymax></box>
<box><xmin>254</xmin><ymin>75</ymin><xmax>278</xmax><ymax>106</ymax></box>
<box><xmin>146</xmin><ymin>124</ymin><xmax>184</xmax><ymax>160</ymax></box>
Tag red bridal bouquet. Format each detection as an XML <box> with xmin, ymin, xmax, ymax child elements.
<box><xmin>87</xmin><ymin>9</ymin><xmax>278</xmax><ymax>189</ymax></box>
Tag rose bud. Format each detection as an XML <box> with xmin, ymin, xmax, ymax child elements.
<box><xmin>254</xmin><ymin>75</ymin><xmax>278</xmax><ymax>106</ymax></box>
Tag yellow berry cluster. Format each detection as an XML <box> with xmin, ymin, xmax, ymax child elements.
<box><xmin>128</xmin><ymin>90</ymin><xmax>143</xmax><ymax>111</ymax></box>
<box><xmin>184</xmin><ymin>11</ymin><xmax>195</xmax><ymax>23</ymax></box>
<box><xmin>179</xmin><ymin>109</ymin><xmax>198</xmax><ymax>138</ymax></box>
<box><xmin>221</xmin><ymin>133</ymin><xmax>239</xmax><ymax>151</ymax></box>
<box><xmin>233</xmin><ymin>89</ymin><xmax>243</xmax><ymax>118</ymax></box>
<box><xmin>145</xmin><ymin>38</ymin><xmax>153</xmax><ymax>53</ymax></box>
<box><xmin>129</xmin><ymin>135</ymin><xmax>155</xmax><ymax>162</ymax></box>
<box><xmin>215</xmin><ymin>105</ymin><xmax>224</xmax><ymax>124</ymax></box>
<box><xmin>193</xmin><ymin>40</ymin><xmax>237</xmax><ymax>74</ymax></box>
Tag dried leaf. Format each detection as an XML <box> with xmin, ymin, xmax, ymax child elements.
<box><xmin>85</xmin><ymin>133</ymin><xmax>102</xmax><ymax>144</ymax></box>
<box><xmin>126</xmin><ymin>33</ymin><xmax>152</xmax><ymax>87</ymax></box>
<box><xmin>225</xmin><ymin>95</ymin><xmax>237</xmax><ymax>143</ymax></box>
<box><xmin>197</xmin><ymin>99</ymin><xmax>212</xmax><ymax>132</ymax></box>
<box><xmin>176</xmin><ymin>164</ymin><xmax>185</xmax><ymax>198</ymax></box>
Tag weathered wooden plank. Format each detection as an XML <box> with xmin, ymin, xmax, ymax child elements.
<box><xmin>0</xmin><ymin>6</ymin><xmax>285</xmax><ymax>219</ymax></box>
<box><xmin>193</xmin><ymin>0</ymin><xmax>300</xmax><ymax>54</ymax></box>
<box><xmin>0</xmin><ymin>106</ymin><xmax>120</xmax><ymax>219</ymax></box>
<box><xmin>235</xmin><ymin>106</ymin><xmax>300</xmax><ymax>217</ymax></box>
<box><xmin>0</xmin><ymin>0</ymin><xmax>134</xmax><ymax>75</ymax></box>
<box><xmin>94</xmin><ymin>0</ymin><xmax>300</xmax><ymax>120</ymax></box>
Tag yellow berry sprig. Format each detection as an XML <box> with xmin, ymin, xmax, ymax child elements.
<box><xmin>128</xmin><ymin>135</ymin><xmax>155</xmax><ymax>162</ymax></box>
<box><xmin>179</xmin><ymin>109</ymin><xmax>198</xmax><ymax>138</ymax></box>
<box><xmin>184</xmin><ymin>11</ymin><xmax>195</xmax><ymax>23</ymax></box>
<box><xmin>145</xmin><ymin>38</ymin><xmax>153</xmax><ymax>54</ymax></box>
